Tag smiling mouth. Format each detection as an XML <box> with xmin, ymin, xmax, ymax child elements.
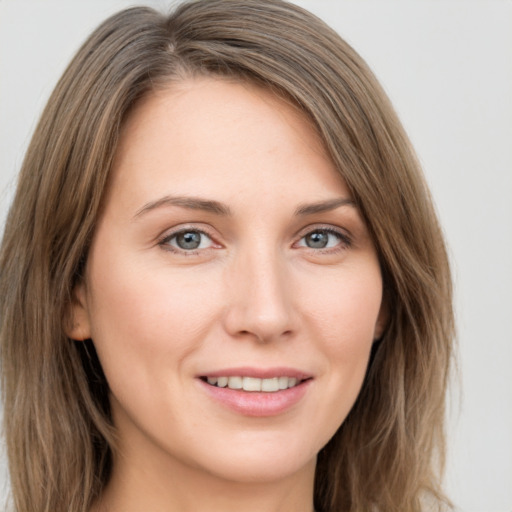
<box><xmin>200</xmin><ymin>376</ymin><xmax>307</xmax><ymax>393</ymax></box>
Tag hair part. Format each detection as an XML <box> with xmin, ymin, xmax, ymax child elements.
<box><xmin>0</xmin><ymin>1</ymin><xmax>454</xmax><ymax>511</ymax></box>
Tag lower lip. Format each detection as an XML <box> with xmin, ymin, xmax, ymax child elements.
<box><xmin>198</xmin><ymin>379</ymin><xmax>311</xmax><ymax>417</ymax></box>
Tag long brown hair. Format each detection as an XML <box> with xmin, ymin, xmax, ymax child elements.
<box><xmin>0</xmin><ymin>1</ymin><xmax>454</xmax><ymax>511</ymax></box>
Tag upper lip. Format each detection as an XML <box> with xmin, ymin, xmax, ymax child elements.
<box><xmin>198</xmin><ymin>366</ymin><xmax>312</xmax><ymax>380</ymax></box>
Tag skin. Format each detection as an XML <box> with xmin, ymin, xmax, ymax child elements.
<box><xmin>68</xmin><ymin>77</ymin><xmax>387</xmax><ymax>512</ymax></box>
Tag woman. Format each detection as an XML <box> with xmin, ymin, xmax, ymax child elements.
<box><xmin>0</xmin><ymin>1</ymin><xmax>454</xmax><ymax>511</ymax></box>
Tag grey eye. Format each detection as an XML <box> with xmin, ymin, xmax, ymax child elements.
<box><xmin>304</xmin><ymin>231</ymin><xmax>330</xmax><ymax>248</ymax></box>
<box><xmin>297</xmin><ymin>229</ymin><xmax>345</xmax><ymax>250</ymax></box>
<box><xmin>163</xmin><ymin>230</ymin><xmax>214</xmax><ymax>251</ymax></box>
<box><xmin>176</xmin><ymin>231</ymin><xmax>203</xmax><ymax>250</ymax></box>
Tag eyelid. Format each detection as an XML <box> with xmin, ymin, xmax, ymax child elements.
<box><xmin>294</xmin><ymin>225</ymin><xmax>352</xmax><ymax>250</ymax></box>
<box><xmin>157</xmin><ymin>224</ymin><xmax>221</xmax><ymax>254</ymax></box>
<box><xmin>156</xmin><ymin>223</ymin><xmax>351</xmax><ymax>255</ymax></box>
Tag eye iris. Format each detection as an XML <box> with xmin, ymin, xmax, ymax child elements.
<box><xmin>176</xmin><ymin>231</ymin><xmax>201</xmax><ymax>250</ymax></box>
<box><xmin>306</xmin><ymin>231</ymin><xmax>329</xmax><ymax>248</ymax></box>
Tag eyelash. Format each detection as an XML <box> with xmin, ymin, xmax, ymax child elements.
<box><xmin>158</xmin><ymin>227</ymin><xmax>217</xmax><ymax>255</ymax></box>
<box><xmin>295</xmin><ymin>227</ymin><xmax>352</xmax><ymax>253</ymax></box>
<box><xmin>158</xmin><ymin>226</ymin><xmax>351</xmax><ymax>255</ymax></box>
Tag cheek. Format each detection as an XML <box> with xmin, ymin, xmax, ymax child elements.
<box><xmin>304</xmin><ymin>263</ymin><xmax>383</xmax><ymax>348</ymax></box>
<box><xmin>83</xmin><ymin>245</ymin><xmax>228</xmax><ymax>442</ymax></box>
<box><xmin>300</xmin><ymin>264</ymin><xmax>382</xmax><ymax>418</ymax></box>
<box><xmin>84</xmin><ymin>242</ymin><xmax>222</xmax><ymax>383</ymax></box>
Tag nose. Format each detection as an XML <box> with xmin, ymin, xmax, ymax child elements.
<box><xmin>222</xmin><ymin>247</ymin><xmax>296</xmax><ymax>344</ymax></box>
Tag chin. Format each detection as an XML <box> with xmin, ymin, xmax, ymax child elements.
<box><xmin>185</xmin><ymin>430</ymin><xmax>321</xmax><ymax>484</ymax></box>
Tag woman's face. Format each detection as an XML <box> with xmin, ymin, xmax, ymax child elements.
<box><xmin>69</xmin><ymin>77</ymin><xmax>386</xmax><ymax>484</ymax></box>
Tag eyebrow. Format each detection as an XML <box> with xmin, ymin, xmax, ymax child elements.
<box><xmin>134</xmin><ymin>195</ymin><xmax>233</xmax><ymax>219</ymax></box>
<box><xmin>294</xmin><ymin>197</ymin><xmax>356</xmax><ymax>216</ymax></box>
<box><xmin>133</xmin><ymin>194</ymin><xmax>355</xmax><ymax>220</ymax></box>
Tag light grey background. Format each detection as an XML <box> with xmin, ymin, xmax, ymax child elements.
<box><xmin>1</xmin><ymin>1</ymin><xmax>511</xmax><ymax>510</ymax></box>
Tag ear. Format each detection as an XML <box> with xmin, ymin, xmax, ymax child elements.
<box><xmin>65</xmin><ymin>281</ymin><xmax>92</xmax><ymax>341</ymax></box>
<box><xmin>373</xmin><ymin>298</ymin><xmax>389</xmax><ymax>341</ymax></box>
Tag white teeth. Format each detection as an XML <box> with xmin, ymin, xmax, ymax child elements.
<box><xmin>205</xmin><ymin>375</ymin><xmax>303</xmax><ymax>392</ymax></box>
<box><xmin>261</xmin><ymin>377</ymin><xmax>279</xmax><ymax>392</ymax></box>
<box><xmin>217</xmin><ymin>376</ymin><xmax>228</xmax><ymax>388</ymax></box>
<box><xmin>243</xmin><ymin>377</ymin><xmax>261</xmax><ymax>391</ymax></box>
<box><xmin>228</xmin><ymin>376</ymin><xmax>243</xmax><ymax>389</ymax></box>
<box><xmin>278</xmin><ymin>376</ymin><xmax>288</xmax><ymax>390</ymax></box>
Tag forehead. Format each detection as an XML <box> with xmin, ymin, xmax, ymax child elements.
<box><xmin>119</xmin><ymin>76</ymin><xmax>327</xmax><ymax>160</ymax></box>
<box><xmin>105</xmin><ymin>77</ymin><xmax>348</xmax><ymax>215</ymax></box>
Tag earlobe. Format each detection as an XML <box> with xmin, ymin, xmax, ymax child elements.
<box><xmin>65</xmin><ymin>281</ymin><xmax>92</xmax><ymax>341</ymax></box>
